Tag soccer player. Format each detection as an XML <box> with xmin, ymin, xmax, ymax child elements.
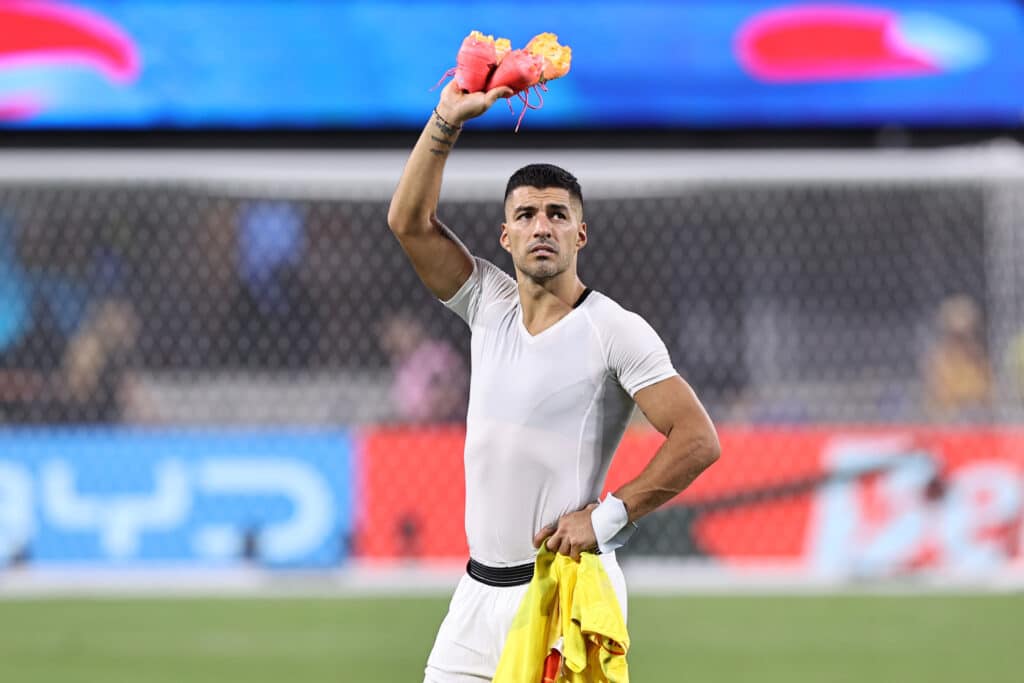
<box><xmin>388</xmin><ymin>81</ymin><xmax>722</xmax><ymax>682</ymax></box>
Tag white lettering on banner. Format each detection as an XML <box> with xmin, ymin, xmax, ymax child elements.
<box><xmin>808</xmin><ymin>436</ymin><xmax>1024</xmax><ymax>576</ymax></box>
<box><xmin>0</xmin><ymin>462</ymin><xmax>33</xmax><ymax>562</ymax></box>
<box><xmin>940</xmin><ymin>464</ymin><xmax>1022</xmax><ymax>572</ymax></box>
<box><xmin>192</xmin><ymin>525</ymin><xmax>241</xmax><ymax>559</ymax></box>
<box><xmin>41</xmin><ymin>459</ymin><xmax>190</xmax><ymax>558</ymax></box>
<box><xmin>192</xmin><ymin>458</ymin><xmax>332</xmax><ymax>562</ymax></box>
<box><xmin>809</xmin><ymin>436</ymin><xmax>935</xmax><ymax>575</ymax></box>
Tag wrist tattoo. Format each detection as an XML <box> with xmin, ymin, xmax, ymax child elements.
<box><xmin>432</xmin><ymin>108</ymin><xmax>461</xmax><ymax>137</ymax></box>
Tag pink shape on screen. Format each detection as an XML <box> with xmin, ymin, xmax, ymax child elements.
<box><xmin>0</xmin><ymin>93</ymin><xmax>45</xmax><ymax>121</ymax></box>
<box><xmin>736</xmin><ymin>4</ymin><xmax>941</xmax><ymax>83</ymax></box>
<box><xmin>0</xmin><ymin>1</ymin><xmax>140</xmax><ymax>83</ymax></box>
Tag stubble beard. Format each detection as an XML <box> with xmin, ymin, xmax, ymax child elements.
<box><xmin>517</xmin><ymin>253</ymin><xmax>567</xmax><ymax>283</ymax></box>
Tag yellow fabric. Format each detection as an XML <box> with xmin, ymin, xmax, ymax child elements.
<box><xmin>493</xmin><ymin>547</ymin><xmax>629</xmax><ymax>683</ymax></box>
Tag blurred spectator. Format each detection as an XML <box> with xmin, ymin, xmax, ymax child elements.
<box><xmin>921</xmin><ymin>294</ymin><xmax>993</xmax><ymax>422</ymax></box>
<box><xmin>377</xmin><ymin>311</ymin><xmax>468</xmax><ymax>423</ymax></box>
<box><xmin>0</xmin><ymin>214</ymin><xmax>80</xmax><ymax>372</ymax></box>
<box><xmin>0</xmin><ymin>213</ymin><xmax>89</xmax><ymax>419</ymax></box>
<box><xmin>223</xmin><ymin>200</ymin><xmax>321</xmax><ymax>368</ymax></box>
<box><xmin>0</xmin><ymin>296</ymin><xmax>141</xmax><ymax>423</ymax></box>
<box><xmin>55</xmin><ymin>297</ymin><xmax>141</xmax><ymax>423</ymax></box>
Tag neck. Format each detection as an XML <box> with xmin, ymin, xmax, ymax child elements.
<box><xmin>517</xmin><ymin>268</ymin><xmax>586</xmax><ymax>334</ymax></box>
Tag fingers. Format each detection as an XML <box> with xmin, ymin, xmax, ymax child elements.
<box><xmin>437</xmin><ymin>84</ymin><xmax>512</xmax><ymax>125</ymax></box>
<box><xmin>533</xmin><ymin>523</ymin><xmax>556</xmax><ymax>549</ymax></box>
<box><xmin>442</xmin><ymin>80</ymin><xmax>509</xmax><ymax>102</ymax></box>
<box><xmin>541</xmin><ymin>526</ymin><xmax>565</xmax><ymax>554</ymax></box>
<box><xmin>545</xmin><ymin>533</ymin><xmax>572</xmax><ymax>556</ymax></box>
<box><xmin>538</xmin><ymin>506</ymin><xmax>601</xmax><ymax>559</ymax></box>
<box><xmin>486</xmin><ymin>86</ymin><xmax>514</xmax><ymax>104</ymax></box>
<box><xmin>536</xmin><ymin>501</ymin><xmax>598</xmax><ymax>561</ymax></box>
<box><xmin>544</xmin><ymin>533</ymin><xmax>559</xmax><ymax>552</ymax></box>
<box><xmin>542</xmin><ymin>529</ymin><xmax>593</xmax><ymax>561</ymax></box>
<box><xmin>546</xmin><ymin>534</ymin><xmax>586</xmax><ymax>561</ymax></box>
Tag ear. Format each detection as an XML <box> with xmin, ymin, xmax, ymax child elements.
<box><xmin>576</xmin><ymin>221</ymin><xmax>588</xmax><ymax>250</ymax></box>
<box><xmin>500</xmin><ymin>223</ymin><xmax>511</xmax><ymax>253</ymax></box>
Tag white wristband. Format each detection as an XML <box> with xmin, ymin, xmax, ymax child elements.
<box><xmin>590</xmin><ymin>493</ymin><xmax>637</xmax><ymax>554</ymax></box>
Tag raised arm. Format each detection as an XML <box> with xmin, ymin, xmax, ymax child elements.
<box><xmin>387</xmin><ymin>81</ymin><xmax>512</xmax><ymax>300</ymax></box>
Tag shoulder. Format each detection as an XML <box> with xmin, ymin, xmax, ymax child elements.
<box><xmin>443</xmin><ymin>256</ymin><xmax>517</xmax><ymax>324</ymax></box>
<box><xmin>582</xmin><ymin>292</ymin><xmax>670</xmax><ymax>361</ymax></box>
<box><xmin>473</xmin><ymin>257</ymin><xmax>516</xmax><ymax>292</ymax></box>
<box><xmin>583</xmin><ymin>293</ymin><xmax>677</xmax><ymax>395</ymax></box>
<box><xmin>582</xmin><ymin>292</ymin><xmax>653</xmax><ymax>334</ymax></box>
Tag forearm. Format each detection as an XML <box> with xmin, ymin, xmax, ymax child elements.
<box><xmin>387</xmin><ymin>109</ymin><xmax>463</xmax><ymax>233</ymax></box>
<box><xmin>613</xmin><ymin>430</ymin><xmax>720</xmax><ymax>523</ymax></box>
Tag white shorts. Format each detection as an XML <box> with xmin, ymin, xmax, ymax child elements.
<box><xmin>423</xmin><ymin>553</ymin><xmax>628</xmax><ymax>683</ymax></box>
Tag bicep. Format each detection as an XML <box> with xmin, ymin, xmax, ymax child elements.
<box><xmin>634</xmin><ymin>375</ymin><xmax>717</xmax><ymax>443</ymax></box>
<box><xmin>393</xmin><ymin>215</ymin><xmax>475</xmax><ymax>301</ymax></box>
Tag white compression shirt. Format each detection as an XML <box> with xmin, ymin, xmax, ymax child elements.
<box><xmin>443</xmin><ymin>257</ymin><xmax>678</xmax><ymax>566</ymax></box>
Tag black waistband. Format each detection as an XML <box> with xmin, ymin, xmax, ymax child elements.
<box><xmin>466</xmin><ymin>558</ymin><xmax>535</xmax><ymax>587</ymax></box>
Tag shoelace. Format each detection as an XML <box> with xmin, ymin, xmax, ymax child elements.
<box><xmin>508</xmin><ymin>81</ymin><xmax>547</xmax><ymax>133</ymax></box>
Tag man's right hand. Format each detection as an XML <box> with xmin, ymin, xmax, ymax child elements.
<box><xmin>436</xmin><ymin>80</ymin><xmax>514</xmax><ymax>127</ymax></box>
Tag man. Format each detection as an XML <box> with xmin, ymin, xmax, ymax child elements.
<box><xmin>377</xmin><ymin>310</ymin><xmax>468</xmax><ymax>423</ymax></box>
<box><xmin>388</xmin><ymin>81</ymin><xmax>721</xmax><ymax>682</ymax></box>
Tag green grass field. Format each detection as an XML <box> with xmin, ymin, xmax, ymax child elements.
<box><xmin>1</xmin><ymin>594</ymin><xmax>1020</xmax><ymax>682</ymax></box>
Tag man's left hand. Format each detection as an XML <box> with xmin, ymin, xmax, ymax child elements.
<box><xmin>532</xmin><ymin>503</ymin><xmax>599</xmax><ymax>561</ymax></box>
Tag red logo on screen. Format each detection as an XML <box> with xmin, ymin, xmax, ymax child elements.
<box><xmin>736</xmin><ymin>4</ymin><xmax>987</xmax><ymax>83</ymax></box>
<box><xmin>0</xmin><ymin>1</ymin><xmax>139</xmax><ymax>120</ymax></box>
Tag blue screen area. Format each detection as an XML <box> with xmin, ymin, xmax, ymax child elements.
<box><xmin>0</xmin><ymin>430</ymin><xmax>355</xmax><ymax>567</ymax></box>
<box><xmin>1</xmin><ymin>0</ymin><xmax>1022</xmax><ymax>130</ymax></box>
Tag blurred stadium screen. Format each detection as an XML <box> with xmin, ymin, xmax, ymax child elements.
<box><xmin>0</xmin><ymin>147</ymin><xmax>1023</xmax><ymax>587</ymax></box>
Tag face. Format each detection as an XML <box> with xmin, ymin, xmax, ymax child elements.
<box><xmin>378</xmin><ymin>315</ymin><xmax>424</xmax><ymax>360</ymax></box>
<box><xmin>501</xmin><ymin>186</ymin><xmax>587</xmax><ymax>283</ymax></box>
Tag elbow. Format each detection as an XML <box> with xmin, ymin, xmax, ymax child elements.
<box><xmin>702</xmin><ymin>435</ymin><xmax>722</xmax><ymax>470</ymax></box>
<box><xmin>386</xmin><ymin>204</ymin><xmax>428</xmax><ymax>237</ymax></box>
<box><xmin>692</xmin><ymin>429</ymin><xmax>721</xmax><ymax>473</ymax></box>
<box><xmin>386</xmin><ymin>204</ymin><xmax>407</xmax><ymax>234</ymax></box>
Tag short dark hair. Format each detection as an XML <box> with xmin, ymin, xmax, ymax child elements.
<box><xmin>504</xmin><ymin>163</ymin><xmax>583</xmax><ymax>209</ymax></box>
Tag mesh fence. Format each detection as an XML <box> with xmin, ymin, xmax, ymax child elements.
<box><xmin>0</xmin><ymin>179</ymin><xmax>1013</xmax><ymax>424</ymax></box>
<box><xmin>1</xmin><ymin>151</ymin><xmax>1022</xmax><ymax>571</ymax></box>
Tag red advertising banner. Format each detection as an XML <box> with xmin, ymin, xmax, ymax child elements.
<box><xmin>353</xmin><ymin>426</ymin><xmax>1024</xmax><ymax>576</ymax></box>
<box><xmin>354</xmin><ymin>426</ymin><xmax>469</xmax><ymax>560</ymax></box>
